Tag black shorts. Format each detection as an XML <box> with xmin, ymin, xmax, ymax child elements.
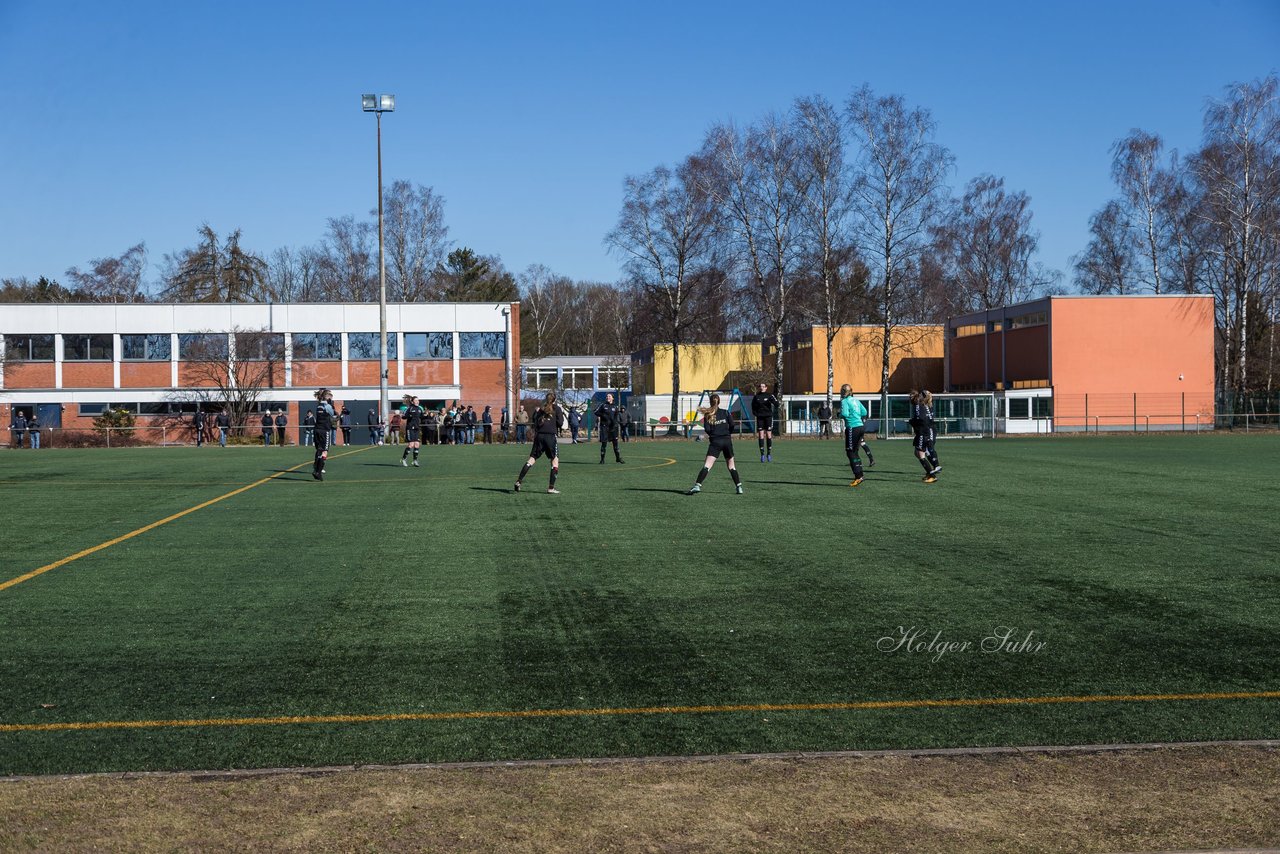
<box><xmin>912</xmin><ymin>429</ymin><xmax>935</xmax><ymax>452</ymax></box>
<box><xmin>405</xmin><ymin>428</ymin><xmax>421</xmax><ymax>443</ymax></box>
<box><xmin>599</xmin><ymin>428</ymin><xmax>617</xmax><ymax>443</ymax></box>
<box><xmin>707</xmin><ymin>437</ymin><xmax>735</xmax><ymax>460</ymax></box>
<box><xmin>313</xmin><ymin>428</ymin><xmax>330</xmax><ymax>453</ymax></box>
<box><xmin>845</xmin><ymin>426</ymin><xmax>866</xmax><ymax>453</ymax></box>
<box><xmin>531</xmin><ymin>434</ymin><xmax>558</xmax><ymax>461</ymax></box>
<box><xmin>754</xmin><ymin>416</ymin><xmax>772</xmax><ymax>433</ymax></box>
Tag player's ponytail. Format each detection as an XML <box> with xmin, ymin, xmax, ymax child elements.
<box><xmin>542</xmin><ymin>392</ymin><xmax>557</xmax><ymax>418</ymax></box>
<box><xmin>314</xmin><ymin>388</ymin><xmax>331</xmax><ymax>402</ymax></box>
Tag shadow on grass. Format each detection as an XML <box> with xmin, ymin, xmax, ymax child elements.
<box><xmin>623</xmin><ymin>487</ymin><xmax>690</xmax><ymax>495</ymax></box>
<box><xmin>470</xmin><ymin>486</ymin><xmax>514</xmax><ymax>494</ymax></box>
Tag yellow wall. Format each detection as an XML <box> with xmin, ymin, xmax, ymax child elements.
<box><xmin>632</xmin><ymin>343</ymin><xmax>763</xmax><ymax>395</ymax></box>
<box><xmin>785</xmin><ymin>326</ymin><xmax>944</xmax><ymax>394</ymax></box>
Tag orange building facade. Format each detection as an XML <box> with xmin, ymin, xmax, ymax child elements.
<box><xmin>1</xmin><ymin>302</ymin><xmax>519</xmax><ymax>444</ymax></box>
<box><xmin>780</xmin><ymin>325</ymin><xmax>944</xmax><ymax>395</ymax></box>
<box><xmin>946</xmin><ymin>295</ymin><xmax>1215</xmax><ymax>431</ymax></box>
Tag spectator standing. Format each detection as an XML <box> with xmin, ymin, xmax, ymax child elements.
<box><xmin>27</xmin><ymin>414</ymin><xmax>40</xmax><ymax>450</ymax></box>
<box><xmin>215</xmin><ymin>408</ymin><xmax>231</xmax><ymax>447</ymax></box>
<box><xmin>467</xmin><ymin>406</ymin><xmax>478</xmax><ymax>445</ymax></box>
<box><xmin>499</xmin><ymin>405</ymin><xmax>510</xmax><ymax>444</ymax></box>
<box><xmin>260</xmin><ymin>411</ymin><xmax>274</xmax><ymax>446</ymax></box>
<box><xmin>515</xmin><ymin>405</ymin><xmax>530</xmax><ymax>443</ymax></box>
<box><xmin>339</xmin><ymin>406</ymin><xmax>352</xmax><ymax>445</ymax></box>
<box><xmin>425</xmin><ymin>408</ymin><xmax>439</xmax><ymax>445</ymax></box>
<box><xmin>568</xmin><ymin>406</ymin><xmax>581</xmax><ymax>443</ymax></box>
<box><xmin>389</xmin><ymin>409</ymin><xmax>402</xmax><ymax>445</ymax></box>
<box><xmin>618</xmin><ymin>404</ymin><xmax>630</xmax><ymax>443</ymax></box>
<box><xmin>303</xmin><ymin>409</ymin><xmax>315</xmax><ymax>446</ymax></box>
<box><xmin>274</xmin><ymin>409</ymin><xmax>288</xmax><ymax>447</ymax></box>
<box><xmin>482</xmin><ymin>405</ymin><xmax>494</xmax><ymax>444</ymax></box>
<box><xmin>193</xmin><ymin>408</ymin><xmax>207</xmax><ymax>447</ymax></box>
<box><xmin>817</xmin><ymin>401</ymin><xmax>833</xmax><ymax>439</ymax></box>
<box><xmin>367</xmin><ymin>408</ymin><xmax>380</xmax><ymax>445</ymax></box>
<box><xmin>10</xmin><ymin>412</ymin><xmax>27</xmax><ymax>449</ymax></box>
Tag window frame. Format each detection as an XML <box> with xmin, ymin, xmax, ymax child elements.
<box><xmin>120</xmin><ymin>334</ymin><xmax>172</xmax><ymax>361</ymax></box>
<box><xmin>63</xmin><ymin>333</ymin><xmax>114</xmax><ymax>361</ymax></box>
<box><xmin>291</xmin><ymin>332</ymin><xmax>341</xmax><ymax>361</ymax></box>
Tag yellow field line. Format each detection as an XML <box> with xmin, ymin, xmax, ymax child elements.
<box><xmin>0</xmin><ymin>447</ymin><xmax>372</xmax><ymax>594</ymax></box>
<box><xmin>3</xmin><ymin>690</ymin><xmax>1277</xmax><ymax>734</ymax></box>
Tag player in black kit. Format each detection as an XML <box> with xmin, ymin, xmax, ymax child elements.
<box><xmin>595</xmin><ymin>392</ymin><xmax>625</xmax><ymax>464</ymax></box>
<box><xmin>909</xmin><ymin>389</ymin><xmax>941</xmax><ymax>483</ymax></box>
<box><xmin>752</xmin><ymin>382</ymin><xmax>779</xmax><ymax>462</ymax></box>
<box><xmin>311</xmin><ymin>388</ymin><xmax>336</xmax><ymax>481</ymax></box>
<box><xmin>515</xmin><ymin>392</ymin><xmax>565</xmax><ymax>494</ymax></box>
<box><xmin>401</xmin><ymin>394</ymin><xmax>424</xmax><ymax>468</ymax></box>
<box><xmin>687</xmin><ymin>393</ymin><xmax>744</xmax><ymax>495</ymax></box>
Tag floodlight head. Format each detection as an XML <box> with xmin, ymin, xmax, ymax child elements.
<box><xmin>379</xmin><ymin>94</ymin><xmax>396</xmax><ymax>112</ymax></box>
<box><xmin>362</xmin><ymin>94</ymin><xmax>377</xmax><ymax>111</ymax></box>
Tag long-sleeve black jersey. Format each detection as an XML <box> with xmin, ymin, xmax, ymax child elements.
<box><xmin>534</xmin><ymin>406</ymin><xmax>563</xmax><ymax>435</ymax></box>
<box><xmin>403</xmin><ymin>404</ymin><xmax>424</xmax><ymax>431</ymax></box>
<box><xmin>909</xmin><ymin>402</ymin><xmax>934</xmax><ymax>431</ymax></box>
<box><xmin>702</xmin><ymin>407</ymin><xmax>735</xmax><ymax>439</ymax></box>
<box><xmin>751</xmin><ymin>393</ymin><xmax>779</xmax><ymax>420</ymax></box>
<box><xmin>595</xmin><ymin>402</ymin><xmax>619</xmax><ymax>432</ymax></box>
<box><xmin>314</xmin><ymin>402</ymin><xmax>335</xmax><ymax>431</ymax></box>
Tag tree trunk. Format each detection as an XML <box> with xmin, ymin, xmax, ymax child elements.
<box><xmin>669</xmin><ymin>340</ymin><xmax>681</xmax><ymax>434</ymax></box>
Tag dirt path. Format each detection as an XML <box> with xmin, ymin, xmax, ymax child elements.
<box><xmin>2</xmin><ymin>744</ymin><xmax>1278</xmax><ymax>852</ymax></box>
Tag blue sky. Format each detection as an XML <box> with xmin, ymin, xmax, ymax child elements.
<box><xmin>1</xmin><ymin>0</ymin><xmax>1277</xmax><ymax>290</ymax></box>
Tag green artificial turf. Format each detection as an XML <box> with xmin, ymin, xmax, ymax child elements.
<box><xmin>1</xmin><ymin>433</ymin><xmax>1277</xmax><ymax>775</ymax></box>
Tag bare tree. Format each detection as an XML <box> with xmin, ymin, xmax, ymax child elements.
<box><xmin>1074</xmin><ymin>200</ymin><xmax>1140</xmax><ymax>294</ymax></box>
<box><xmin>382</xmin><ymin>181</ymin><xmax>450</xmax><ymax>301</ymax></box>
<box><xmin>518</xmin><ymin>264</ymin><xmax>577</xmax><ymax>358</ymax></box>
<box><xmin>934</xmin><ymin>175</ymin><xmax>1053</xmax><ymax>310</ymax></box>
<box><xmin>263</xmin><ymin>245</ymin><xmax>326</xmax><ymax>303</ymax></box>
<box><xmin>171</xmin><ymin>328</ymin><xmax>285</xmax><ymax>434</ymax></box>
<box><xmin>793</xmin><ymin>95</ymin><xmax>868</xmax><ymax>404</ymax></box>
<box><xmin>65</xmin><ymin>242</ymin><xmax>147</xmax><ymax>303</ymax></box>
<box><xmin>607</xmin><ymin>156</ymin><xmax>722</xmax><ymax>429</ymax></box>
<box><xmin>160</xmin><ymin>226</ymin><xmax>267</xmax><ymax>302</ymax></box>
<box><xmin>846</xmin><ymin>85</ymin><xmax>953</xmax><ymax>433</ymax></box>
<box><xmin>1111</xmin><ymin>130</ymin><xmax>1176</xmax><ymax>294</ymax></box>
<box><xmin>701</xmin><ymin>115</ymin><xmax>810</xmax><ymax>409</ymax></box>
<box><xmin>315</xmin><ymin>216</ymin><xmax>377</xmax><ymax>301</ymax></box>
<box><xmin>1191</xmin><ymin>76</ymin><xmax>1280</xmax><ymax>400</ymax></box>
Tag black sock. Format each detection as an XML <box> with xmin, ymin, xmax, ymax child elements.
<box><xmin>765</xmin><ymin>438</ymin><xmax>772</xmax><ymax>454</ymax></box>
<box><xmin>927</xmin><ymin>449</ymin><xmax>939</xmax><ymax>467</ymax></box>
<box><xmin>847</xmin><ymin>449</ymin><xmax>859</xmax><ymax>474</ymax></box>
<box><xmin>550</xmin><ymin>466</ymin><xmax>558</xmax><ymax>488</ymax></box>
<box><xmin>863</xmin><ymin>442</ymin><xmax>874</xmax><ymax>460</ymax></box>
<box><xmin>402</xmin><ymin>448</ymin><xmax>408</xmax><ymax>459</ymax></box>
<box><xmin>518</xmin><ymin>463</ymin><xmax>531</xmax><ymax>483</ymax></box>
<box><xmin>730</xmin><ymin>468</ymin><xmax>741</xmax><ymax>485</ymax></box>
<box><xmin>413</xmin><ymin>449</ymin><xmax>419</xmax><ymax>460</ymax></box>
<box><xmin>853</xmin><ymin>459</ymin><xmax>864</xmax><ymax>478</ymax></box>
<box><xmin>758</xmin><ymin>438</ymin><xmax>765</xmax><ymax>454</ymax></box>
<box><xmin>919</xmin><ymin>455</ymin><xmax>934</xmax><ymax>474</ymax></box>
<box><xmin>696</xmin><ymin>466</ymin><xmax>709</xmax><ymax>485</ymax></box>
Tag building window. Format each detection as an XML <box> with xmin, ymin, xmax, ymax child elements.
<box><xmin>525</xmin><ymin>368</ymin><xmax>558</xmax><ymax>389</ymax></box>
<box><xmin>121</xmin><ymin>334</ymin><xmax>171</xmax><ymax>361</ymax></box>
<box><xmin>404</xmin><ymin>332</ymin><xmax>453</xmax><ymax>359</ymax></box>
<box><xmin>562</xmin><ymin>367</ymin><xmax>594</xmax><ymax>389</ymax></box>
<box><xmin>4</xmin><ymin>334</ymin><xmax>55</xmax><ymax>361</ymax></box>
<box><xmin>1008</xmin><ymin>311</ymin><xmax>1047</xmax><ymax>329</ymax></box>
<box><xmin>234</xmin><ymin>332</ymin><xmax>286</xmax><ymax>361</ymax></box>
<box><xmin>1032</xmin><ymin>397</ymin><xmax>1053</xmax><ymax>419</ymax></box>
<box><xmin>78</xmin><ymin>403</ymin><xmax>109</xmax><ymax>416</ymax></box>
<box><xmin>459</xmin><ymin>332</ymin><xmax>506</xmax><ymax>359</ymax></box>
<box><xmin>988</xmin><ymin>320</ymin><xmax>1004</xmax><ymax>332</ymax></box>
<box><xmin>348</xmin><ymin>333</ymin><xmax>397</xmax><ymax>360</ymax></box>
<box><xmin>1008</xmin><ymin>398</ymin><xmax>1030</xmax><ymax>420</ymax></box>
<box><xmin>1011</xmin><ymin>379</ymin><xmax>1050</xmax><ymax>389</ymax></box>
<box><xmin>291</xmin><ymin>333</ymin><xmax>341</xmax><ymax>360</ymax></box>
<box><xmin>953</xmin><ymin>324</ymin><xmax>985</xmax><ymax>337</ymax></box>
<box><xmin>599</xmin><ymin>368</ymin><xmax>630</xmax><ymax>389</ymax></box>
<box><xmin>179</xmin><ymin>333</ymin><xmax>229</xmax><ymax>360</ymax></box>
<box><xmin>64</xmin><ymin>334</ymin><xmax>114</xmax><ymax>361</ymax></box>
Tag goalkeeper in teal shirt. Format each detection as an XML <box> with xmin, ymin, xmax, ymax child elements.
<box><xmin>840</xmin><ymin>384</ymin><xmax>869</xmax><ymax>486</ymax></box>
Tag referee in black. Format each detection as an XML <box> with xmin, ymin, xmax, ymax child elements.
<box><xmin>752</xmin><ymin>382</ymin><xmax>779</xmax><ymax>462</ymax></box>
<box><xmin>595</xmin><ymin>392</ymin><xmax>625</xmax><ymax>464</ymax></box>
<box><xmin>401</xmin><ymin>394</ymin><xmax>424</xmax><ymax>467</ymax></box>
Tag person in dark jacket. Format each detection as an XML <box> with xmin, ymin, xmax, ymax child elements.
<box><xmin>260</xmin><ymin>411</ymin><xmax>273</xmax><ymax>446</ymax></box>
<box><xmin>617</xmin><ymin>404</ymin><xmax>630</xmax><ymax>443</ymax></box>
<box><xmin>312</xmin><ymin>389</ymin><xmax>335</xmax><ymax>480</ymax></box>
<box><xmin>274</xmin><ymin>409</ymin><xmax>288</xmax><ymax>447</ymax></box>
<box><xmin>595</xmin><ymin>393</ymin><xmax>624</xmax><ymax>464</ymax></box>
<box><xmin>910</xmin><ymin>390</ymin><xmax>941</xmax><ymax>483</ymax></box>
<box><xmin>216</xmin><ymin>408</ymin><xmax>231</xmax><ymax>447</ymax></box>
<box><xmin>26</xmin><ymin>414</ymin><xmax>41</xmax><ymax>449</ymax></box>
<box><xmin>567</xmin><ymin>406</ymin><xmax>581</xmax><ymax>443</ymax></box>
<box><xmin>193</xmin><ymin>408</ymin><xmax>207</xmax><ymax>447</ymax></box>
<box><xmin>817</xmin><ymin>401</ymin><xmax>833</xmax><ymax>439</ymax></box>
<box><xmin>302</xmin><ymin>409</ymin><xmax>315</xmax><ymax>446</ymax></box>
<box><xmin>339</xmin><ymin>406</ymin><xmax>352</xmax><ymax>445</ymax></box>
<box><xmin>10</xmin><ymin>411</ymin><xmax>27</xmax><ymax>449</ymax></box>
<box><xmin>514</xmin><ymin>392</ymin><xmax>565</xmax><ymax>494</ymax></box>
<box><xmin>482</xmin><ymin>405</ymin><xmax>494</xmax><ymax>444</ymax></box>
<box><xmin>686</xmin><ymin>394</ymin><xmax>743</xmax><ymax>495</ymax></box>
<box><xmin>752</xmin><ymin>382</ymin><xmax>779</xmax><ymax>462</ymax></box>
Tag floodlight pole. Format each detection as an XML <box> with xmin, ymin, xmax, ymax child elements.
<box><xmin>363</xmin><ymin>93</ymin><xmax>394</xmax><ymax>433</ymax></box>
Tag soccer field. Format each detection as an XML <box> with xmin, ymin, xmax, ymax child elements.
<box><xmin>1</xmin><ymin>433</ymin><xmax>1277</xmax><ymax>776</ymax></box>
